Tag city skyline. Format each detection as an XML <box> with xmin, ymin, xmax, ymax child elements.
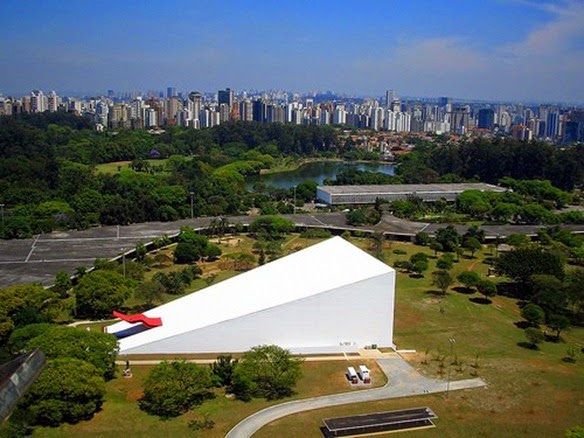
<box><xmin>1</xmin><ymin>0</ymin><xmax>584</xmax><ymax>103</ymax></box>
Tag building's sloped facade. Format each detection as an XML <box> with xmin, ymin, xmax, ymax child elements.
<box><xmin>106</xmin><ymin>237</ymin><xmax>396</xmax><ymax>355</ymax></box>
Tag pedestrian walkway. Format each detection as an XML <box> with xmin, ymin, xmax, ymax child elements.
<box><xmin>225</xmin><ymin>353</ymin><xmax>486</xmax><ymax>437</ymax></box>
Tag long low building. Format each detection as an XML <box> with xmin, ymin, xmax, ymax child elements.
<box><xmin>316</xmin><ymin>183</ymin><xmax>507</xmax><ymax>205</ymax></box>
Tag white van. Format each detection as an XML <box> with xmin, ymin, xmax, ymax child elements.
<box><xmin>359</xmin><ymin>365</ymin><xmax>371</xmax><ymax>383</ymax></box>
<box><xmin>347</xmin><ymin>366</ymin><xmax>358</xmax><ymax>384</ymax></box>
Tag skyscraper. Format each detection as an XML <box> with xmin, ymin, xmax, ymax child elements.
<box><xmin>478</xmin><ymin>108</ymin><xmax>495</xmax><ymax>130</ymax></box>
<box><xmin>385</xmin><ymin>90</ymin><xmax>397</xmax><ymax>107</ymax></box>
<box><xmin>218</xmin><ymin>88</ymin><xmax>234</xmax><ymax>108</ymax></box>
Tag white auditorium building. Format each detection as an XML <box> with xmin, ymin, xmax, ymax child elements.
<box><xmin>106</xmin><ymin>236</ymin><xmax>396</xmax><ymax>355</ymax></box>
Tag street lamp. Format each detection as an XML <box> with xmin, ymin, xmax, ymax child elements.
<box><xmin>447</xmin><ymin>338</ymin><xmax>456</xmax><ymax>398</ymax></box>
<box><xmin>190</xmin><ymin>192</ymin><xmax>194</xmax><ymax>219</ymax></box>
<box><xmin>121</xmin><ymin>248</ymin><xmax>126</xmax><ymax>277</ymax></box>
<box><xmin>293</xmin><ymin>186</ymin><xmax>297</xmax><ymax>211</ymax></box>
<box><xmin>0</xmin><ymin>203</ymin><xmax>4</xmax><ymax>228</ymax></box>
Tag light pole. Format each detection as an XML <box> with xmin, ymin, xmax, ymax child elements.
<box><xmin>0</xmin><ymin>203</ymin><xmax>4</xmax><ymax>228</ymax></box>
<box><xmin>121</xmin><ymin>248</ymin><xmax>126</xmax><ymax>277</ymax></box>
<box><xmin>293</xmin><ymin>186</ymin><xmax>297</xmax><ymax>211</ymax></box>
<box><xmin>447</xmin><ymin>338</ymin><xmax>455</xmax><ymax>398</ymax></box>
<box><xmin>190</xmin><ymin>192</ymin><xmax>194</xmax><ymax>219</ymax></box>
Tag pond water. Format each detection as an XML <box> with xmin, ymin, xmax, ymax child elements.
<box><xmin>247</xmin><ymin>161</ymin><xmax>395</xmax><ymax>189</ymax></box>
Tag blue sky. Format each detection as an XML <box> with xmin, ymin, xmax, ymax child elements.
<box><xmin>1</xmin><ymin>0</ymin><xmax>583</xmax><ymax>102</ymax></box>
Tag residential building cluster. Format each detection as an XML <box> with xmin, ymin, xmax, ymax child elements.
<box><xmin>1</xmin><ymin>88</ymin><xmax>583</xmax><ymax>143</ymax></box>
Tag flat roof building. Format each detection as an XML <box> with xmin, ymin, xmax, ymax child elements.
<box><xmin>316</xmin><ymin>183</ymin><xmax>506</xmax><ymax>205</ymax></box>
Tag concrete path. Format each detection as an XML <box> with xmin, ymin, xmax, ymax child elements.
<box><xmin>225</xmin><ymin>354</ymin><xmax>487</xmax><ymax>438</ymax></box>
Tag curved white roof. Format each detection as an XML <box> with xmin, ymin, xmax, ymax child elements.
<box><xmin>107</xmin><ymin>236</ymin><xmax>394</xmax><ymax>353</ymax></box>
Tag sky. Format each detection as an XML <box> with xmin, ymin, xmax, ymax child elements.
<box><xmin>1</xmin><ymin>0</ymin><xmax>583</xmax><ymax>103</ymax></box>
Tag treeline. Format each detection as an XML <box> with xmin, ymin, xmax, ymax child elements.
<box><xmin>396</xmin><ymin>138</ymin><xmax>584</xmax><ymax>190</ymax></box>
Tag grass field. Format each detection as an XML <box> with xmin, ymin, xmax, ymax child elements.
<box><xmin>31</xmin><ymin>236</ymin><xmax>584</xmax><ymax>437</ymax></box>
<box><xmin>94</xmin><ymin>159</ymin><xmax>171</xmax><ymax>175</ymax></box>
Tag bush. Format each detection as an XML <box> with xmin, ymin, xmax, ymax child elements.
<box><xmin>300</xmin><ymin>228</ymin><xmax>332</xmax><ymax>238</ymax></box>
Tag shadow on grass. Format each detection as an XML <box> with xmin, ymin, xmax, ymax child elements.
<box><xmin>409</xmin><ymin>273</ymin><xmax>424</xmax><ymax>279</ymax></box>
<box><xmin>482</xmin><ymin>257</ymin><xmax>495</xmax><ymax>265</ymax></box>
<box><xmin>544</xmin><ymin>334</ymin><xmax>562</xmax><ymax>343</ymax></box>
<box><xmin>453</xmin><ymin>286</ymin><xmax>475</xmax><ymax>295</ymax></box>
<box><xmin>514</xmin><ymin>321</ymin><xmax>531</xmax><ymax>329</ymax></box>
<box><xmin>425</xmin><ymin>290</ymin><xmax>446</xmax><ymax>298</ymax></box>
<box><xmin>469</xmin><ymin>297</ymin><xmax>492</xmax><ymax>305</ymax></box>
<box><xmin>561</xmin><ymin>357</ymin><xmax>577</xmax><ymax>364</ymax></box>
<box><xmin>517</xmin><ymin>341</ymin><xmax>539</xmax><ymax>350</ymax></box>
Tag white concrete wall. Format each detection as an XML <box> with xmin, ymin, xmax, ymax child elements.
<box><xmin>121</xmin><ymin>271</ymin><xmax>395</xmax><ymax>354</ymax></box>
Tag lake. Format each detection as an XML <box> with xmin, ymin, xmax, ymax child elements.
<box><xmin>247</xmin><ymin>161</ymin><xmax>395</xmax><ymax>189</ymax></box>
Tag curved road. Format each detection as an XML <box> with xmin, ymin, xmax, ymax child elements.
<box><xmin>225</xmin><ymin>354</ymin><xmax>486</xmax><ymax>437</ymax></box>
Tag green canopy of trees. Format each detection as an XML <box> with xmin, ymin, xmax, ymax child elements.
<box><xmin>13</xmin><ymin>358</ymin><xmax>106</xmax><ymax>427</ymax></box>
<box><xmin>139</xmin><ymin>360</ymin><xmax>214</xmax><ymax>418</ymax></box>
<box><xmin>232</xmin><ymin>345</ymin><xmax>303</xmax><ymax>401</ymax></box>
<box><xmin>26</xmin><ymin>325</ymin><xmax>118</xmax><ymax>379</ymax></box>
<box><xmin>74</xmin><ymin>270</ymin><xmax>135</xmax><ymax>319</ymax></box>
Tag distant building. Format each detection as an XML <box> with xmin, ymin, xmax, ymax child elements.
<box><xmin>316</xmin><ymin>183</ymin><xmax>507</xmax><ymax>205</ymax></box>
<box><xmin>218</xmin><ymin>88</ymin><xmax>234</xmax><ymax>108</ymax></box>
<box><xmin>478</xmin><ymin>108</ymin><xmax>495</xmax><ymax>130</ymax></box>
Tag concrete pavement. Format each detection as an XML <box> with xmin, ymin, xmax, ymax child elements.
<box><xmin>1</xmin><ymin>212</ymin><xmax>582</xmax><ymax>288</ymax></box>
<box><xmin>225</xmin><ymin>353</ymin><xmax>487</xmax><ymax>438</ymax></box>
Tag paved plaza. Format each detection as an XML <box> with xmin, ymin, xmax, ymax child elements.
<box><xmin>0</xmin><ymin>212</ymin><xmax>581</xmax><ymax>288</ymax></box>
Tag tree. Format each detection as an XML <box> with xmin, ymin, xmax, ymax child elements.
<box><xmin>135</xmin><ymin>242</ymin><xmax>147</xmax><ymax>262</ymax></box>
<box><xmin>496</xmin><ymin>248</ymin><xmax>565</xmax><ymax>284</ymax></box>
<box><xmin>477</xmin><ymin>279</ymin><xmax>497</xmax><ymax>301</ymax></box>
<box><xmin>411</xmin><ymin>260</ymin><xmax>429</xmax><ymax>276</ymax></box>
<box><xmin>414</xmin><ymin>231</ymin><xmax>430</xmax><ymax>246</ymax></box>
<box><xmin>7</xmin><ymin>323</ymin><xmax>53</xmax><ymax>354</ymax></box>
<box><xmin>13</xmin><ymin>358</ymin><xmax>106</xmax><ymax>428</ymax></box>
<box><xmin>530</xmin><ymin>275</ymin><xmax>569</xmax><ymax>316</ymax></box>
<box><xmin>210</xmin><ymin>355</ymin><xmax>238</xmax><ymax>389</ymax></box>
<box><xmin>74</xmin><ymin>270</ymin><xmax>134</xmax><ymax>319</ymax></box>
<box><xmin>139</xmin><ymin>360</ymin><xmax>214</xmax><ymax>418</ymax></box>
<box><xmin>463</xmin><ymin>237</ymin><xmax>482</xmax><ymax>258</ymax></box>
<box><xmin>429</xmin><ymin>241</ymin><xmax>443</xmax><ymax>257</ymax></box>
<box><xmin>434</xmin><ymin>225</ymin><xmax>461</xmax><ymax>252</ymax></box>
<box><xmin>174</xmin><ymin>241</ymin><xmax>200</xmax><ymax>264</ymax></box>
<box><xmin>547</xmin><ymin>314</ymin><xmax>570</xmax><ymax>341</ymax></box>
<box><xmin>524</xmin><ymin>327</ymin><xmax>544</xmax><ymax>349</ymax></box>
<box><xmin>249</xmin><ymin>216</ymin><xmax>294</xmax><ymax>240</ymax></box>
<box><xmin>521</xmin><ymin>303</ymin><xmax>546</xmax><ymax>327</ymax></box>
<box><xmin>457</xmin><ymin>271</ymin><xmax>481</xmax><ymax>292</ymax></box>
<box><xmin>506</xmin><ymin>233</ymin><xmax>530</xmax><ymax>247</ymax></box>
<box><xmin>436</xmin><ymin>254</ymin><xmax>454</xmax><ymax>270</ymax></box>
<box><xmin>232</xmin><ymin>345</ymin><xmax>303</xmax><ymax>400</ymax></box>
<box><xmin>52</xmin><ymin>271</ymin><xmax>72</xmax><ymax>298</ymax></box>
<box><xmin>432</xmin><ymin>270</ymin><xmax>453</xmax><ymax>295</ymax></box>
<box><xmin>26</xmin><ymin>325</ymin><xmax>118</xmax><ymax>379</ymax></box>
<box><xmin>204</xmin><ymin>243</ymin><xmax>222</xmax><ymax>261</ymax></box>
<box><xmin>463</xmin><ymin>225</ymin><xmax>486</xmax><ymax>243</ymax></box>
<box><xmin>136</xmin><ymin>280</ymin><xmax>165</xmax><ymax>307</ymax></box>
<box><xmin>345</xmin><ymin>209</ymin><xmax>367</xmax><ymax>226</ymax></box>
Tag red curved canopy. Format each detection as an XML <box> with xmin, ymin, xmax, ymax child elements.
<box><xmin>113</xmin><ymin>311</ymin><xmax>162</xmax><ymax>328</ymax></box>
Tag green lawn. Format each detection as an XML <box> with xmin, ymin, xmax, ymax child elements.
<box><xmin>29</xmin><ymin>236</ymin><xmax>584</xmax><ymax>437</ymax></box>
<box><xmin>94</xmin><ymin>159</ymin><xmax>172</xmax><ymax>175</ymax></box>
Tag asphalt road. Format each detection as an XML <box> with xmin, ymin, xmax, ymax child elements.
<box><xmin>0</xmin><ymin>212</ymin><xmax>581</xmax><ymax>288</ymax></box>
<box><xmin>225</xmin><ymin>354</ymin><xmax>487</xmax><ymax>438</ymax></box>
